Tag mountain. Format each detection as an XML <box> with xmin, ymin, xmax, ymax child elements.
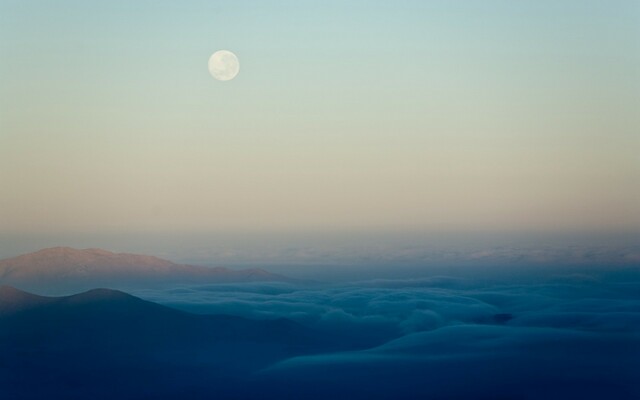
<box><xmin>0</xmin><ymin>286</ymin><xmax>325</xmax><ymax>399</ymax></box>
<box><xmin>0</xmin><ymin>285</ymin><xmax>52</xmax><ymax>315</ymax></box>
<box><xmin>0</xmin><ymin>285</ymin><xmax>309</xmax><ymax>345</ymax></box>
<box><xmin>0</xmin><ymin>247</ymin><xmax>288</xmax><ymax>292</ymax></box>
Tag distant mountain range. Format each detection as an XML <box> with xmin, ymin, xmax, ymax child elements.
<box><xmin>0</xmin><ymin>285</ymin><xmax>324</xmax><ymax>399</ymax></box>
<box><xmin>0</xmin><ymin>247</ymin><xmax>288</xmax><ymax>293</ymax></box>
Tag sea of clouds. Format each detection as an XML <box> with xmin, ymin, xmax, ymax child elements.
<box><xmin>131</xmin><ymin>268</ymin><xmax>640</xmax><ymax>399</ymax></box>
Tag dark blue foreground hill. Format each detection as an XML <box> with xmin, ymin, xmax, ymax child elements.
<box><xmin>0</xmin><ymin>286</ymin><xmax>326</xmax><ymax>399</ymax></box>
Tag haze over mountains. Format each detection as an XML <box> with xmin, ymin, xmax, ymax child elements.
<box><xmin>0</xmin><ymin>247</ymin><xmax>287</xmax><ymax>293</ymax></box>
<box><xmin>0</xmin><ymin>248</ymin><xmax>638</xmax><ymax>399</ymax></box>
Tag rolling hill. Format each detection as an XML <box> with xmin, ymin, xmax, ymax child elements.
<box><xmin>0</xmin><ymin>247</ymin><xmax>288</xmax><ymax>292</ymax></box>
<box><xmin>0</xmin><ymin>285</ymin><xmax>323</xmax><ymax>399</ymax></box>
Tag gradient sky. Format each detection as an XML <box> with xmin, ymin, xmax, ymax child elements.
<box><xmin>1</xmin><ymin>1</ymin><xmax>639</xmax><ymax>234</ymax></box>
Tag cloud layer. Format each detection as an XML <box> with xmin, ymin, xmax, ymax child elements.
<box><xmin>130</xmin><ymin>268</ymin><xmax>640</xmax><ymax>398</ymax></box>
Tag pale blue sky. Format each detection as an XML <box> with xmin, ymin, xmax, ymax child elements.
<box><xmin>1</xmin><ymin>1</ymin><xmax>639</xmax><ymax>234</ymax></box>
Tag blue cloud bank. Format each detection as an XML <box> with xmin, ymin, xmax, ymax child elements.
<box><xmin>127</xmin><ymin>268</ymin><xmax>640</xmax><ymax>399</ymax></box>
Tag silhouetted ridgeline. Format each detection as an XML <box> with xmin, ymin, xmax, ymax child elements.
<box><xmin>0</xmin><ymin>285</ymin><xmax>334</xmax><ymax>399</ymax></box>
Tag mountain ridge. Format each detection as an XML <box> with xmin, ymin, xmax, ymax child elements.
<box><xmin>0</xmin><ymin>247</ymin><xmax>289</xmax><ymax>292</ymax></box>
<box><xmin>0</xmin><ymin>284</ymin><xmax>335</xmax><ymax>398</ymax></box>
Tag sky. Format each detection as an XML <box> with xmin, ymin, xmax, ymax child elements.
<box><xmin>1</xmin><ymin>1</ymin><xmax>639</xmax><ymax>235</ymax></box>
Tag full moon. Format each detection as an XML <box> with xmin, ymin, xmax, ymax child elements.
<box><xmin>208</xmin><ymin>50</ymin><xmax>239</xmax><ymax>81</ymax></box>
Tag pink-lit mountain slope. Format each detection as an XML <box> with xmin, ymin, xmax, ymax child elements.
<box><xmin>0</xmin><ymin>247</ymin><xmax>288</xmax><ymax>291</ymax></box>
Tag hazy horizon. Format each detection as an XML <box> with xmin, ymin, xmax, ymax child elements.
<box><xmin>1</xmin><ymin>231</ymin><xmax>638</xmax><ymax>282</ymax></box>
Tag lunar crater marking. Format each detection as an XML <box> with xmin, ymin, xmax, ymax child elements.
<box><xmin>208</xmin><ymin>50</ymin><xmax>239</xmax><ymax>81</ymax></box>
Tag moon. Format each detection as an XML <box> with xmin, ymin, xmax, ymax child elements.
<box><xmin>208</xmin><ymin>50</ymin><xmax>239</xmax><ymax>81</ymax></box>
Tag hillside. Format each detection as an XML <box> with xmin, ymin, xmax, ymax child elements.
<box><xmin>0</xmin><ymin>247</ymin><xmax>287</xmax><ymax>292</ymax></box>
